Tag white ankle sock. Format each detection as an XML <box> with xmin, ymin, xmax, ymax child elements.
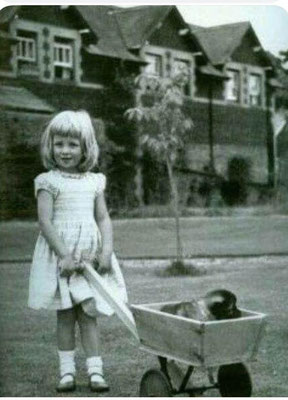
<box><xmin>58</xmin><ymin>350</ymin><xmax>76</xmax><ymax>379</ymax></box>
<box><xmin>60</xmin><ymin>374</ymin><xmax>74</xmax><ymax>384</ymax></box>
<box><xmin>86</xmin><ymin>356</ymin><xmax>105</xmax><ymax>382</ymax></box>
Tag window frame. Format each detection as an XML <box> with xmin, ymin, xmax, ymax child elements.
<box><xmin>226</xmin><ymin>69</ymin><xmax>241</xmax><ymax>103</ymax></box>
<box><xmin>16</xmin><ymin>35</ymin><xmax>37</xmax><ymax>63</ymax></box>
<box><xmin>53</xmin><ymin>39</ymin><xmax>74</xmax><ymax>81</ymax></box>
<box><xmin>53</xmin><ymin>42</ymin><xmax>73</xmax><ymax>68</ymax></box>
<box><xmin>145</xmin><ymin>53</ymin><xmax>163</xmax><ymax>77</ymax></box>
<box><xmin>173</xmin><ymin>58</ymin><xmax>190</xmax><ymax>75</ymax></box>
<box><xmin>248</xmin><ymin>73</ymin><xmax>262</xmax><ymax>107</ymax></box>
<box><xmin>173</xmin><ymin>58</ymin><xmax>191</xmax><ymax>96</ymax></box>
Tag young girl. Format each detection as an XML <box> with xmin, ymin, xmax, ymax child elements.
<box><xmin>28</xmin><ymin>110</ymin><xmax>128</xmax><ymax>393</ymax></box>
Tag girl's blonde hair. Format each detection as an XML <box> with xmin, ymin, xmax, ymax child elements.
<box><xmin>41</xmin><ymin>110</ymin><xmax>99</xmax><ymax>172</ymax></box>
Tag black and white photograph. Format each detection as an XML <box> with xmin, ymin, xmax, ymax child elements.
<box><xmin>0</xmin><ymin>2</ymin><xmax>288</xmax><ymax>397</ymax></box>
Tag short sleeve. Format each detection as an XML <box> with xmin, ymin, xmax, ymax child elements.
<box><xmin>34</xmin><ymin>173</ymin><xmax>59</xmax><ymax>199</ymax></box>
<box><xmin>94</xmin><ymin>173</ymin><xmax>106</xmax><ymax>196</ymax></box>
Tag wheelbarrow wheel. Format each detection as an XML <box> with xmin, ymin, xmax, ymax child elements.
<box><xmin>139</xmin><ymin>369</ymin><xmax>172</xmax><ymax>397</ymax></box>
<box><xmin>217</xmin><ymin>363</ymin><xmax>252</xmax><ymax>397</ymax></box>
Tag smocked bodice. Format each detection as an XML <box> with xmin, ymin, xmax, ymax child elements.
<box><xmin>35</xmin><ymin>170</ymin><xmax>105</xmax><ymax>223</ymax></box>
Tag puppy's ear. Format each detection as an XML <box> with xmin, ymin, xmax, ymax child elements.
<box><xmin>207</xmin><ymin>295</ymin><xmax>223</xmax><ymax>305</ymax></box>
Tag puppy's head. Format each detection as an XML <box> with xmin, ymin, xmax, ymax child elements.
<box><xmin>204</xmin><ymin>289</ymin><xmax>241</xmax><ymax>320</ymax></box>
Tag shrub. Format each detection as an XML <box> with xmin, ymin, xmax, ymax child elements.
<box><xmin>221</xmin><ymin>156</ymin><xmax>251</xmax><ymax>206</ymax></box>
<box><xmin>228</xmin><ymin>156</ymin><xmax>251</xmax><ymax>182</ymax></box>
<box><xmin>157</xmin><ymin>260</ymin><xmax>205</xmax><ymax>277</ymax></box>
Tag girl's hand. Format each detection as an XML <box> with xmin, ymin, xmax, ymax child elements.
<box><xmin>75</xmin><ymin>260</ymin><xmax>85</xmax><ymax>274</ymax></box>
<box><xmin>58</xmin><ymin>255</ymin><xmax>77</xmax><ymax>277</ymax></box>
<box><xmin>97</xmin><ymin>252</ymin><xmax>112</xmax><ymax>275</ymax></box>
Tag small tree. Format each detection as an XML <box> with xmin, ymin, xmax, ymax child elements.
<box><xmin>125</xmin><ymin>73</ymin><xmax>193</xmax><ymax>262</ymax></box>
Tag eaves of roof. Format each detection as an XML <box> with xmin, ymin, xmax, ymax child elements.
<box><xmin>199</xmin><ymin>64</ymin><xmax>229</xmax><ymax>80</ymax></box>
<box><xmin>85</xmin><ymin>44</ymin><xmax>144</xmax><ymax>63</ymax></box>
<box><xmin>0</xmin><ymin>30</ymin><xmax>18</xmax><ymax>41</ymax></box>
<box><xmin>0</xmin><ymin>85</ymin><xmax>54</xmax><ymax>113</ymax></box>
<box><xmin>268</xmin><ymin>78</ymin><xmax>284</xmax><ymax>89</ymax></box>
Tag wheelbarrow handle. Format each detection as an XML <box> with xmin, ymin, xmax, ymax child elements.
<box><xmin>83</xmin><ymin>262</ymin><xmax>139</xmax><ymax>341</ymax></box>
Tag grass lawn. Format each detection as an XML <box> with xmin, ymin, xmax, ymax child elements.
<box><xmin>0</xmin><ymin>257</ymin><xmax>288</xmax><ymax>397</ymax></box>
<box><xmin>1</xmin><ymin>216</ymin><xmax>288</xmax><ymax>261</ymax></box>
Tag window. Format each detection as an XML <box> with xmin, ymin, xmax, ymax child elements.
<box><xmin>173</xmin><ymin>59</ymin><xmax>189</xmax><ymax>75</ymax></box>
<box><xmin>249</xmin><ymin>74</ymin><xmax>262</xmax><ymax>106</ymax></box>
<box><xmin>54</xmin><ymin>37</ymin><xmax>74</xmax><ymax>81</ymax></box>
<box><xmin>145</xmin><ymin>53</ymin><xmax>162</xmax><ymax>76</ymax></box>
<box><xmin>226</xmin><ymin>69</ymin><xmax>240</xmax><ymax>102</ymax></box>
<box><xmin>173</xmin><ymin>59</ymin><xmax>190</xmax><ymax>96</ymax></box>
<box><xmin>16</xmin><ymin>30</ymin><xmax>37</xmax><ymax>62</ymax></box>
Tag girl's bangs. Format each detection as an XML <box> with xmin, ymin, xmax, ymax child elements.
<box><xmin>50</xmin><ymin>124</ymin><xmax>82</xmax><ymax>140</ymax></box>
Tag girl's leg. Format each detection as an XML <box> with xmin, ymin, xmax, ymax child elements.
<box><xmin>56</xmin><ymin>308</ymin><xmax>77</xmax><ymax>392</ymax></box>
<box><xmin>76</xmin><ymin>305</ymin><xmax>109</xmax><ymax>392</ymax></box>
<box><xmin>76</xmin><ymin>304</ymin><xmax>99</xmax><ymax>356</ymax></box>
<box><xmin>57</xmin><ymin>307</ymin><xmax>77</xmax><ymax>350</ymax></box>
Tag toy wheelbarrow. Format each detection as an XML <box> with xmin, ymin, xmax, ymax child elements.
<box><xmin>130</xmin><ymin>300</ymin><xmax>266</xmax><ymax>397</ymax></box>
<box><xmin>83</xmin><ymin>264</ymin><xmax>266</xmax><ymax>397</ymax></box>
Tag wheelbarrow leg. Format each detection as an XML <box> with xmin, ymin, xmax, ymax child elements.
<box><xmin>158</xmin><ymin>357</ymin><xmax>194</xmax><ymax>394</ymax></box>
<box><xmin>158</xmin><ymin>356</ymin><xmax>176</xmax><ymax>388</ymax></box>
<box><xmin>179</xmin><ymin>366</ymin><xmax>194</xmax><ymax>392</ymax></box>
<box><xmin>158</xmin><ymin>357</ymin><xmax>171</xmax><ymax>383</ymax></box>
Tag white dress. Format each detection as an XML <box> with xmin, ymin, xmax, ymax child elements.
<box><xmin>28</xmin><ymin>169</ymin><xmax>128</xmax><ymax>317</ymax></box>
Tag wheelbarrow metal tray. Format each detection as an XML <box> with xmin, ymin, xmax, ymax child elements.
<box><xmin>131</xmin><ymin>301</ymin><xmax>266</xmax><ymax>367</ymax></box>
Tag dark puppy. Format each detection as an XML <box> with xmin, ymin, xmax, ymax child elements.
<box><xmin>204</xmin><ymin>289</ymin><xmax>242</xmax><ymax>320</ymax></box>
<box><xmin>161</xmin><ymin>289</ymin><xmax>241</xmax><ymax>321</ymax></box>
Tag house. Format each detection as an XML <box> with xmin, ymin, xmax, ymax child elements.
<box><xmin>0</xmin><ymin>5</ymin><xmax>284</xmax><ymax>218</ymax></box>
<box><xmin>187</xmin><ymin>21</ymin><xmax>279</xmax><ymax>188</ymax></box>
<box><xmin>103</xmin><ymin>7</ymin><xmax>280</xmax><ymax>190</ymax></box>
<box><xmin>109</xmin><ymin>8</ymin><xmax>280</xmax><ymax>202</ymax></box>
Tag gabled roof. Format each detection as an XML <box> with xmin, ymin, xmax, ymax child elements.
<box><xmin>75</xmin><ymin>6</ymin><xmax>143</xmax><ymax>62</ymax></box>
<box><xmin>114</xmin><ymin>5</ymin><xmax>206</xmax><ymax>62</ymax></box>
<box><xmin>190</xmin><ymin>21</ymin><xmax>260</xmax><ymax>65</ymax></box>
<box><xmin>113</xmin><ymin>6</ymin><xmax>173</xmax><ymax>49</ymax></box>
